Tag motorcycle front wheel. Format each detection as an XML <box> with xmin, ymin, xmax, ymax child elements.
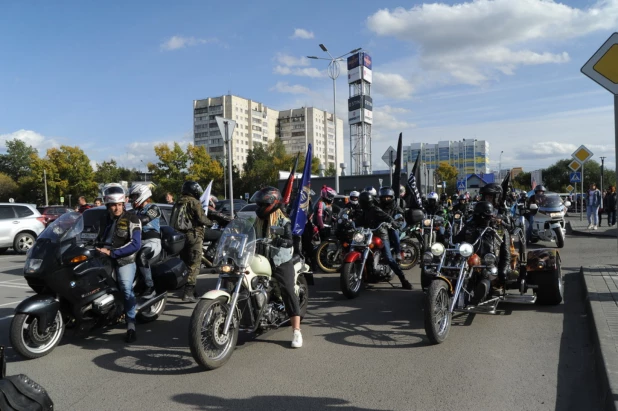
<box><xmin>340</xmin><ymin>261</ymin><xmax>362</xmax><ymax>299</ymax></box>
<box><xmin>424</xmin><ymin>280</ymin><xmax>452</xmax><ymax>344</ymax></box>
<box><xmin>553</xmin><ymin>227</ymin><xmax>565</xmax><ymax>248</ymax></box>
<box><xmin>399</xmin><ymin>238</ymin><xmax>420</xmax><ymax>270</ymax></box>
<box><xmin>188</xmin><ymin>297</ymin><xmax>239</xmax><ymax>370</ymax></box>
<box><xmin>315</xmin><ymin>240</ymin><xmax>342</xmax><ymax>273</ymax></box>
<box><xmin>10</xmin><ymin>311</ymin><xmax>65</xmax><ymax>359</ymax></box>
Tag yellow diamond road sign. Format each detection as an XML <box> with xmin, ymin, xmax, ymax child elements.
<box><xmin>572</xmin><ymin>145</ymin><xmax>593</xmax><ymax>163</ymax></box>
<box><xmin>568</xmin><ymin>160</ymin><xmax>581</xmax><ymax>171</ymax></box>
<box><xmin>582</xmin><ymin>32</ymin><xmax>618</xmax><ymax>94</ymax></box>
<box><xmin>566</xmin><ymin>185</ymin><xmax>574</xmax><ymax>192</ymax></box>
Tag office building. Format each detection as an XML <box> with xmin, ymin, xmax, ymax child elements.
<box><xmin>402</xmin><ymin>140</ymin><xmax>490</xmax><ymax>177</ymax></box>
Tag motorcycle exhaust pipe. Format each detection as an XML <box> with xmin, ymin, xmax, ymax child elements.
<box><xmin>136</xmin><ymin>292</ymin><xmax>166</xmax><ymax>312</ymax></box>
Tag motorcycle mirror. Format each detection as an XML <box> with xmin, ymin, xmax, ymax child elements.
<box><xmin>564</xmin><ymin>201</ymin><xmax>572</xmax><ymax>207</ymax></box>
<box><xmin>270</xmin><ymin>226</ymin><xmax>285</xmax><ymax>236</ymax></box>
<box><xmin>529</xmin><ymin>204</ymin><xmax>538</xmax><ymax>210</ymax></box>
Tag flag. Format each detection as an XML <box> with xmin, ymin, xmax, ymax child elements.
<box><xmin>282</xmin><ymin>152</ymin><xmax>300</xmax><ymax>205</ymax></box>
<box><xmin>199</xmin><ymin>180</ymin><xmax>213</xmax><ymax>216</ymax></box>
<box><xmin>500</xmin><ymin>171</ymin><xmax>511</xmax><ymax>198</ymax></box>
<box><xmin>531</xmin><ymin>175</ymin><xmax>537</xmax><ymax>190</ymax></box>
<box><xmin>392</xmin><ymin>133</ymin><xmax>402</xmax><ymax>193</ymax></box>
<box><xmin>407</xmin><ymin>155</ymin><xmax>424</xmax><ymax>210</ymax></box>
<box><xmin>290</xmin><ymin>145</ymin><xmax>312</xmax><ymax>236</ymax></box>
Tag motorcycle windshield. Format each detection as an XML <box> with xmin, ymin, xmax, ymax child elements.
<box><xmin>213</xmin><ymin>218</ymin><xmax>256</xmax><ymax>268</ymax></box>
<box><xmin>37</xmin><ymin>212</ymin><xmax>84</xmax><ymax>244</ymax></box>
<box><xmin>538</xmin><ymin>195</ymin><xmax>565</xmax><ymax>212</ymax></box>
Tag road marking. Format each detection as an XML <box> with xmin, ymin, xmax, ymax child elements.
<box><xmin>0</xmin><ymin>301</ymin><xmax>20</xmax><ymax>307</ymax></box>
<box><xmin>0</xmin><ymin>278</ymin><xmax>27</xmax><ymax>283</ymax></box>
<box><xmin>0</xmin><ymin>264</ymin><xmax>25</xmax><ymax>270</ymax></box>
<box><xmin>0</xmin><ymin>315</ymin><xmax>14</xmax><ymax>322</ymax></box>
<box><xmin>0</xmin><ymin>283</ymin><xmax>30</xmax><ymax>289</ymax></box>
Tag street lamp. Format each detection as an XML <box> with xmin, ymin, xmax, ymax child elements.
<box><xmin>308</xmin><ymin>44</ymin><xmax>362</xmax><ymax>193</ymax></box>
<box><xmin>600</xmin><ymin>156</ymin><xmax>606</xmax><ymax>193</ymax></box>
<box><xmin>499</xmin><ymin>150</ymin><xmax>504</xmax><ymax>181</ymax></box>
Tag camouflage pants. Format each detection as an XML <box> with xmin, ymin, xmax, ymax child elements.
<box><xmin>180</xmin><ymin>230</ymin><xmax>204</xmax><ymax>286</ymax></box>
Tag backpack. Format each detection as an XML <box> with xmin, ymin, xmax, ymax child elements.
<box><xmin>172</xmin><ymin>203</ymin><xmax>193</xmax><ymax>231</ymax></box>
<box><xmin>0</xmin><ymin>346</ymin><xmax>54</xmax><ymax>410</ymax></box>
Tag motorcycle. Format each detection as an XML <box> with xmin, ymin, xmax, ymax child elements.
<box><xmin>11</xmin><ymin>212</ymin><xmax>189</xmax><ymax>359</ymax></box>
<box><xmin>339</xmin><ymin>215</ymin><xmax>404</xmax><ymax>299</ymax></box>
<box><xmin>528</xmin><ymin>196</ymin><xmax>571</xmax><ymax>248</ymax></box>
<box><xmin>202</xmin><ymin>223</ymin><xmax>225</xmax><ymax>267</ymax></box>
<box><xmin>315</xmin><ymin>223</ymin><xmax>343</xmax><ymax>274</ymax></box>
<box><xmin>422</xmin><ymin>226</ymin><xmax>563</xmax><ymax>344</ymax></box>
<box><xmin>188</xmin><ymin>218</ymin><xmax>311</xmax><ymax>370</ymax></box>
<box><xmin>419</xmin><ymin>213</ymin><xmax>449</xmax><ymax>290</ymax></box>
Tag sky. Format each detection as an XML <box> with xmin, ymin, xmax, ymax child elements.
<box><xmin>1</xmin><ymin>0</ymin><xmax>617</xmax><ymax>175</ymax></box>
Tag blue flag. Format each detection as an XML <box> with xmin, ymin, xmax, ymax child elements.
<box><xmin>290</xmin><ymin>144</ymin><xmax>312</xmax><ymax>236</ymax></box>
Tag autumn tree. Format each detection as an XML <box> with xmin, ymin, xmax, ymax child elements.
<box><xmin>513</xmin><ymin>171</ymin><xmax>532</xmax><ymax>190</ymax></box>
<box><xmin>434</xmin><ymin>161</ymin><xmax>458</xmax><ymax>193</ymax></box>
<box><xmin>186</xmin><ymin>144</ymin><xmax>224</xmax><ymax>197</ymax></box>
<box><xmin>0</xmin><ymin>139</ymin><xmax>38</xmax><ymax>182</ymax></box>
<box><xmin>0</xmin><ymin>172</ymin><xmax>18</xmax><ymax>201</ymax></box>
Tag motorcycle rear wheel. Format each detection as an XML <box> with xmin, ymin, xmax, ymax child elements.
<box><xmin>553</xmin><ymin>227</ymin><xmax>565</xmax><ymax>248</ymax></box>
<box><xmin>340</xmin><ymin>262</ymin><xmax>362</xmax><ymax>299</ymax></box>
<box><xmin>10</xmin><ymin>311</ymin><xmax>65</xmax><ymax>359</ymax></box>
<box><xmin>189</xmin><ymin>297</ymin><xmax>238</xmax><ymax>370</ymax></box>
<box><xmin>424</xmin><ymin>280</ymin><xmax>452</xmax><ymax>344</ymax></box>
<box><xmin>315</xmin><ymin>240</ymin><xmax>342</xmax><ymax>273</ymax></box>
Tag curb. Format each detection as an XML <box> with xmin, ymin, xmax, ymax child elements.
<box><xmin>567</xmin><ymin>221</ymin><xmax>617</xmax><ymax>238</ymax></box>
<box><xmin>582</xmin><ymin>266</ymin><xmax>618</xmax><ymax>411</ymax></box>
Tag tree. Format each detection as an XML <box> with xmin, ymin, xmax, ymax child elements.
<box><xmin>434</xmin><ymin>161</ymin><xmax>458</xmax><ymax>193</ymax></box>
<box><xmin>46</xmin><ymin>146</ymin><xmax>99</xmax><ymax>202</ymax></box>
<box><xmin>0</xmin><ymin>139</ymin><xmax>38</xmax><ymax>182</ymax></box>
<box><xmin>149</xmin><ymin>143</ymin><xmax>189</xmax><ymax>196</ymax></box>
<box><xmin>325</xmin><ymin>164</ymin><xmax>337</xmax><ymax>177</ymax></box>
<box><xmin>513</xmin><ymin>172</ymin><xmax>531</xmax><ymax>190</ymax></box>
<box><xmin>239</xmin><ymin>139</ymin><xmax>293</xmax><ymax>194</ymax></box>
<box><xmin>186</xmin><ymin>144</ymin><xmax>224</xmax><ymax>196</ymax></box>
<box><xmin>0</xmin><ymin>172</ymin><xmax>18</xmax><ymax>201</ymax></box>
<box><xmin>94</xmin><ymin>159</ymin><xmax>123</xmax><ymax>183</ymax></box>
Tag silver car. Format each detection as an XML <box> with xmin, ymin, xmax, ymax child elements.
<box><xmin>0</xmin><ymin>203</ymin><xmax>46</xmax><ymax>254</ymax></box>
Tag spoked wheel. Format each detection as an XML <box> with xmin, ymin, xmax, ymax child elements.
<box><xmin>315</xmin><ymin>240</ymin><xmax>342</xmax><ymax>273</ymax></box>
<box><xmin>189</xmin><ymin>297</ymin><xmax>239</xmax><ymax>370</ymax></box>
<box><xmin>136</xmin><ymin>295</ymin><xmax>167</xmax><ymax>323</ymax></box>
<box><xmin>297</xmin><ymin>275</ymin><xmax>309</xmax><ymax>319</ymax></box>
<box><xmin>424</xmin><ymin>280</ymin><xmax>452</xmax><ymax>344</ymax></box>
<box><xmin>399</xmin><ymin>238</ymin><xmax>420</xmax><ymax>270</ymax></box>
<box><xmin>10</xmin><ymin>311</ymin><xmax>65</xmax><ymax>359</ymax></box>
<box><xmin>340</xmin><ymin>261</ymin><xmax>362</xmax><ymax>299</ymax></box>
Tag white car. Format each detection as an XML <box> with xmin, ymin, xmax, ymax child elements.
<box><xmin>0</xmin><ymin>203</ymin><xmax>46</xmax><ymax>254</ymax></box>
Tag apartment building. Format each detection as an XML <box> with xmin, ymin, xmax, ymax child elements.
<box><xmin>403</xmin><ymin>140</ymin><xmax>490</xmax><ymax>177</ymax></box>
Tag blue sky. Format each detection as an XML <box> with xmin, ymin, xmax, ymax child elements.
<box><xmin>1</xmin><ymin>0</ymin><xmax>617</xmax><ymax>174</ymax></box>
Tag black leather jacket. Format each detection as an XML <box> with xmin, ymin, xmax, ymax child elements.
<box><xmin>355</xmin><ymin>205</ymin><xmax>397</xmax><ymax>239</ymax></box>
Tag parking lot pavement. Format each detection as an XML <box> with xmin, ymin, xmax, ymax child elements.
<box><xmin>0</xmin><ymin>252</ymin><xmax>30</xmax><ymax>326</ymax></box>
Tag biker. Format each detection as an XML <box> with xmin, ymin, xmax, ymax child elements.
<box><xmin>379</xmin><ymin>187</ymin><xmax>404</xmax><ymax>262</ymax></box>
<box><xmin>454</xmin><ymin>194</ymin><xmax>472</xmax><ymax>216</ymax></box>
<box><xmin>453</xmin><ymin>201</ymin><xmax>511</xmax><ymax>302</ymax></box>
<box><xmin>356</xmin><ymin>191</ymin><xmax>413</xmax><ymax>290</ymax></box>
<box><xmin>207</xmin><ymin>195</ymin><xmax>233</xmax><ymax>226</ymax></box>
<box><xmin>129</xmin><ymin>183</ymin><xmax>161</xmax><ymax>299</ymax></box>
<box><xmin>425</xmin><ymin>192</ymin><xmax>448</xmax><ymax>239</ymax></box>
<box><xmin>525</xmin><ymin>185</ymin><xmax>546</xmax><ymax>243</ymax></box>
<box><xmin>397</xmin><ymin>185</ymin><xmax>408</xmax><ymax>210</ymax></box>
<box><xmin>440</xmin><ymin>192</ymin><xmax>449</xmax><ymax>208</ymax></box>
<box><xmin>95</xmin><ymin>184</ymin><xmax>142</xmax><ymax>343</ymax></box>
<box><xmin>252</xmin><ymin>186</ymin><xmax>303</xmax><ymax>348</ymax></box>
<box><xmin>313</xmin><ymin>185</ymin><xmax>337</xmax><ymax>240</ymax></box>
<box><xmin>171</xmin><ymin>181</ymin><xmax>212</xmax><ymax>303</ymax></box>
<box><xmin>479</xmin><ymin>183</ymin><xmax>505</xmax><ymax>216</ymax></box>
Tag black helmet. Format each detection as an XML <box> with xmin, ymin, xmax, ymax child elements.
<box><xmin>534</xmin><ymin>185</ymin><xmax>547</xmax><ymax>193</ymax></box>
<box><xmin>359</xmin><ymin>191</ymin><xmax>374</xmax><ymax>210</ymax></box>
<box><xmin>363</xmin><ymin>186</ymin><xmax>377</xmax><ymax>196</ymax></box>
<box><xmin>479</xmin><ymin>183</ymin><xmax>502</xmax><ymax>196</ymax></box>
<box><xmin>379</xmin><ymin>187</ymin><xmax>395</xmax><ymax>206</ymax></box>
<box><xmin>440</xmin><ymin>193</ymin><xmax>447</xmax><ymax>201</ymax></box>
<box><xmin>252</xmin><ymin>186</ymin><xmax>282</xmax><ymax>219</ymax></box>
<box><xmin>473</xmin><ymin>201</ymin><xmax>494</xmax><ymax>218</ymax></box>
<box><xmin>182</xmin><ymin>181</ymin><xmax>203</xmax><ymax>200</ymax></box>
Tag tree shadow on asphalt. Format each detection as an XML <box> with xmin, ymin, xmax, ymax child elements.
<box><xmin>171</xmin><ymin>392</ymin><xmax>383</xmax><ymax>411</ymax></box>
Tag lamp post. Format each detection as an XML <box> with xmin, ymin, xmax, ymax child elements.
<box><xmin>600</xmin><ymin>156</ymin><xmax>606</xmax><ymax>194</ymax></box>
<box><xmin>308</xmin><ymin>44</ymin><xmax>362</xmax><ymax>193</ymax></box>
<box><xmin>43</xmin><ymin>169</ymin><xmax>49</xmax><ymax>206</ymax></box>
<box><xmin>499</xmin><ymin>150</ymin><xmax>504</xmax><ymax>181</ymax></box>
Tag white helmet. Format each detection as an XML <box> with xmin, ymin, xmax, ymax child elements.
<box><xmin>399</xmin><ymin>185</ymin><xmax>406</xmax><ymax>197</ymax></box>
<box><xmin>363</xmin><ymin>186</ymin><xmax>377</xmax><ymax>196</ymax></box>
<box><xmin>103</xmin><ymin>183</ymin><xmax>126</xmax><ymax>205</ymax></box>
<box><xmin>349</xmin><ymin>191</ymin><xmax>360</xmax><ymax>205</ymax></box>
<box><xmin>129</xmin><ymin>183</ymin><xmax>152</xmax><ymax>207</ymax></box>
<box><xmin>209</xmin><ymin>195</ymin><xmax>217</xmax><ymax>208</ymax></box>
<box><xmin>427</xmin><ymin>192</ymin><xmax>439</xmax><ymax>201</ymax></box>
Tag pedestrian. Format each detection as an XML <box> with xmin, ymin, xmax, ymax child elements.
<box><xmin>599</xmin><ymin>189</ymin><xmax>607</xmax><ymax>226</ymax></box>
<box><xmin>607</xmin><ymin>186</ymin><xmax>617</xmax><ymax>227</ymax></box>
<box><xmin>77</xmin><ymin>196</ymin><xmax>92</xmax><ymax>213</ymax></box>
<box><xmin>587</xmin><ymin>183</ymin><xmax>602</xmax><ymax>230</ymax></box>
<box><xmin>165</xmin><ymin>192</ymin><xmax>174</xmax><ymax>204</ymax></box>
<box><xmin>94</xmin><ymin>198</ymin><xmax>103</xmax><ymax>207</ymax></box>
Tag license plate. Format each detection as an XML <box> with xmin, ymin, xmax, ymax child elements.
<box><xmin>81</xmin><ymin>233</ymin><xmax>97</xmax><ymax>239</ymax></box>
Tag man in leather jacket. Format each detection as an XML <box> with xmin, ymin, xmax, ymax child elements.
<box><xmin>355</xmin><ymin>192</ymin><xmax>413</xmax><ymax>290</ymax></box>
<box><xmin>379</xmin><ymin>187</ymin><xmax>405</xmax><ymax>262</ymax></box>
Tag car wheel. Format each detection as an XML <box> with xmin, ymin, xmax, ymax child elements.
<box><xmin>14</xmin><ymin>232</ymin><xmax>36</xmax><ymax>254</ymax></box>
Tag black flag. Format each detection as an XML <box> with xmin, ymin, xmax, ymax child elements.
<box><xmin>407</xmin><ymin>155</ymin><xmax>424</xmax><ymax>210</ymax></box>
<box><xmin>392</xmin><ymin>133</ymin><xmax>402</xmax><ymax>193</ymax></box>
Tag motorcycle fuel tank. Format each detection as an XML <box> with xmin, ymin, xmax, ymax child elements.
<box><xmin>250</xmin><ymin>254</ymin><xmax>272</xmax><ymax>277</ymax></box>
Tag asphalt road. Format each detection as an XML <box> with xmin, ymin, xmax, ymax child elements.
<box><xmin>0</xmin><ymin>234</ymin><xmax>603</xmax><ymax>411</ymax></box>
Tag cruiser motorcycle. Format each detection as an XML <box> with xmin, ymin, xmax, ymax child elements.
<box><xmin>188</xmin><ymin>218</ymin><xmax>311</xmax><ymax>370</ymax></box>
<box><xmin>11</xmin><ymin>212</ymin><xmax>188</xmax><ymax>359</ymax></box>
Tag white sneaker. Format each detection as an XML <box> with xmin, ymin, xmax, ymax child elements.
<box><xmin>291</xmin><ymin>329</ymin><xmax>303</xmax><ymax>348</ymax></box>
<box><xmin>588</xmin><ymin>224</ymin><xmax>593</xmax><ymax>229</ymax></box>
<box><xmin>594</xmin><ymin>225</ymin><xmax>598</xmax><ymax>230</ymax></box>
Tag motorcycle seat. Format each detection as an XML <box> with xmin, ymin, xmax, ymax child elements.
<box><xmin>204</xmin><ymin>229</ymin><xmax>222</xmax><ymax>242</ymax></box>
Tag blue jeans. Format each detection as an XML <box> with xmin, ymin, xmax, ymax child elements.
<box><xmin>587</xmin><ymin>205</ymin><xmax>599</xmax><ymax>225</ymax></box>
<box><xmin>388</xmin><ymin>228</ymin><xmax>401</xmax><ymax>254</ymax></box>
<box><xmin>609</xmin><ymin>210</ymin><xmax>616</xmax><ymax>226</ymax></box>
<box><xmin>117</xmin><ymin>263</ymin><xmax>137</xmax><ymax>321</ymax></box>
<box><xmin>526</xmin><ymin>214</ymin><xmax>534</xmax><ymax>241</ymax></box>
<box><xmin>381</xmin><ymin>237</ymin><xmax>405</xmax><ymax>278</ymax></box>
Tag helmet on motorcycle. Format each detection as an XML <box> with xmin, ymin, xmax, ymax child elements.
<box><xmin>427</xmin><ymin>191</ymin><xmax>438</xmax><ymax>206</ymax></box>
<box><xmin>359</xmin><ymin>192</ymin><xmax>374</xmax><ymax>210</ymax></box>
<box><xmin>534</xmin><ymin>185</ymin><xmax>547</xmax><ymax>194</ymax></box>
<box><xmin>182</xmin><ymin>181</ymin><xmax>203</xmax><ymax>200</ymax></box>
<box><xmin>129</xmin><ymin>183</ymin><xmax>152</xmax><ymax>208</ymax></box>
<box><xmin>363</xmin><ymin>186</ymin><xmax>377</xmax><ymax>196</ymax></box>
<box><xmin>399</xmin><ymin>185</ymin><xmax>406</xmax><ymax>198</ymax></box>
<box><xmin>379</xmin><ymin>187</ymin><xmax>395</xmax><ymax>206</ymax></box>
<box><xmin>349</xmin><ymin>190</ymin><xmax>360</xmax><ymax>205</ymax></box>
<box><xmin>103</xmin><ymin>183</ymin><xmax>126</xmax><ymax>205</ymax></box>
<box><xmin>320</xmin><ymin>185</ymin><xmax>337</xmax><ymax>204</ymax></box>
<box><xmin>458</xmin><ymin>194</ymin><xmax>468</xmax><ymax>203</ymax></box>
<box><xmin>253</xmin><ymin>186</ymin><xmax>282</xmax><ymax>219</ymax></box>
<box><xmin>479</xmin><ymin>183</ymin><xmax>502</xmax><ymax>206</ymax></box>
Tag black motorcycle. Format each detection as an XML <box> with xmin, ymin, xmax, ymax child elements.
<box><xmin>10</xmin><ymin>212</ymin><xmax>189</xmax><ymax>359</ymax></box>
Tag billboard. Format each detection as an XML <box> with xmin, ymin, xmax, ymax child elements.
<box><xmin>348</xmin><ymin>109</ymin><xmax>373</xmax><ymax>125</ymax></box>
<box><xmin>347</xmin><ymin>52</ymin><xmax>372</xmax><ymax>70</ymax></box>
<box><xmin>348</xmin><ymin>95</ymin><xmax>373</xmax><ymax>112</ymax></box>
<box><xmin>347</xmin><ymin>66</ymin><xmax>372</xmax><ymax>83</ymax></box>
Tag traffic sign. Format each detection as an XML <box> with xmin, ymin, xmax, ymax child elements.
<box><xmin>566</xmin><ymin>185</ymin><xmax>574</xmax><ymax>192</ymax></box>
<box><xmin>381</xmin><ymin>146</ymin><xmax>396</xmax><ymax>166</ymax></box>
<box><xmin>215</xmin><ymin>117</ymin><xmax>236</xmax><ymax>142</ymax></box>
<box><xmin>568</xmin><ymin>160</ymin><xmax>581</xmax><ymax>172</ymax></box>
<box><xmin>571</xmin><ymin>145</ymin><xmax>593</xmax><ymax>164</ymax></box>
<box><xmin>581</xmin><ymin>32</ymin><xmax>618</xmax><ymax>95</ymax></box>
<box><xmin>457</xmin><ymin>180</ymin><xmax>466</xmax><ymax>190</ymax></box>
<box><xmin>570</xmin><ymin>172</ymin><xmax>582</xmax><ymax>183</ymax></box>
<box><xmin>60</xmin><ymin>196</ymin><xmax>64</xmax><ymax>203</ymax></box>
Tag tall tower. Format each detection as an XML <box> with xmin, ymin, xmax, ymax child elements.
<box><xmin>347</xmin><ymin>52</ymin><xmax>373</xmax><ymax>175</ymax></box>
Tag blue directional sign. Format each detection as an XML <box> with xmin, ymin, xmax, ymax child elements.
<box><xmin>570</xmin><ymin>172</ymin><xmax>582</xmax><ymax>183</ymax></box>
<box><xmin>457</xmin><ymin>180</ymin><xmax>466</xmax><ymax>190</ymax></box>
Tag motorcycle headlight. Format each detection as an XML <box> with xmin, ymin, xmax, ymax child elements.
<box><xmin>423</xmin><ymin>219</ymin><xmax>431</xmax><ymax>227</ymax></box>
<box><xmin>458</xmin><ymin>243</ymin><xmax>474</xmax><ymax>257</ymax></box>
<box><xmin>484</xmin><ymin>253</ymin><xmax>497</xmax><ymax>266</ymax></box>
<box><xmin>549</xmin><ymin>212</ymin><xmax>561</xmax><ymax>218</ymax></box>
<box><xmin>454</xmin><ymin>213</ymin><xmax>461</xmax><ymax>219</ymax></box>
<box><xmin>422</xmin><ymin>252</ymin><xmax>434</xmax><ymax>264</ymax></box>
<box><xmin>352</xmin><ymin>232</ymin><xmax>365</xmax><ymax>243</ymax></box>
<box><xmin>430</xmin><ymin>242</ymin><xmax>445</xmax><ymax>256</ymax></box>
<box><xmin>24</xmin><ymin>258</ymin><xmax>43</xmax><ymax>274</ymax></box>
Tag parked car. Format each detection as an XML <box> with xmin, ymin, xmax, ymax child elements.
<box><xmin>37</xmin><ymin>205</ymin><xmax>73</xmax><ymax>226</ymax></box>
<box><xmin>215</xmin><ymin>200</ymin><xmax>247</xmax><ymax>217</ymax></box>
<box><xmin>0</xmin><ymin>203</ymin><xmax>46</xmax><ymax>254</ymax></box>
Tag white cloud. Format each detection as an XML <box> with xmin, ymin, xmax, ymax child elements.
<box><xmin>275</xmin><ymin>52</ymin><xmax>310</xmax><ymax>67</ymax></box>
<box><xmin>270</xmin><ymin>82</ymin><xmax>313</xmax><ymax>95</ymax></box>
<box><xmin>0</xmin><ymin>129</ymin><xmax>60</xmax><ymax>153</ymax></box>
<box><xmin>160</xmin><ymin>35</ymin><xmax>219</xmax><ymax>51</ymax></box>
<box><xmin>367</xmin><ymin>0</ymin><xmax>618</xmax><ymax>85</ymax></box>
<box><xmin>373</xmin><ymin>72</ymin><xmax>415</xmax><ymax>99</ymax></box>
<box><xmin>290</xmin><ymin>28</ymin><xmax>315</xmax><ymax>39</ymax></box>
<box><xmin>372</xmin><ymin>106</ymin><xmax>416</xmax><ymax>141</ymax></box>
<box><xmin>273</xmin><ymin>65</ymin><xmax>324</xmax><ymax>78</ymax></box>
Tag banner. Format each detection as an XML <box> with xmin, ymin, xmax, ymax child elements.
<box><xmin>199</xmin><ymin>180</ymin><xmax>213</xmax><ymax>215</ymax></box>
<box><xmin>392</xmin><ymin>133</ymin><xmax>402</xmax><ymax>193</ymax></box>
<box><xmin>407</xmin><ymin>156</ymin><xmax>424</xmax><ymax>210</ymax></box>
<box><xmin>282</xmin><ymin>152</ymin><xmax>300</xmax><ymax>205</ymax></box>
<box><xmin>290</xmin><ymin>144</ymin><xmax>312</xmax><ymax>236</ymax></box>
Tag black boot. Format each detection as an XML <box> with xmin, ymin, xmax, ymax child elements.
<box><xmin>182</xmin><ymin>285</ymin><xmax>197</xmax><ymax>303</ymax></box>
<box><xmin>125</xmin><ymin>329</ymin><xmax>137</xmax><ymax>343</ymax></box>
<box><xmin>399</xmin><ymin>276</ymin><xmax>413</xmax><ymax>290</ymax></box>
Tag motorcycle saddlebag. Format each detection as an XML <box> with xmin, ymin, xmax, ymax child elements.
<box><xmin>160</xmin><ymin>226</ymin><xmax>186</xmax><ymax>255</ymax></box>
<box><xmin>152</xmin><ymin>257</ymin><xmax>189</xmax><ymax>293</ymax></box>
<box><xmin>407</xmin><ymin>209</ymin><xmax>424</xmax><ymax>224</ymax></box>
<box><xmin>0</xmin><ymin>346</ymin><xmax>54</xmax><ymax>411</ymax></box>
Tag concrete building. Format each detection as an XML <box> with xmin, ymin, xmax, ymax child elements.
<box><xmin>277</xmin><ymin>107</ymin><xmax>344</xmax><ymax>171</ymax></box>
<box><xmin>402</xmin><ymin>140</ymin><xmax>490</xmax><ymax>177</ymax></box>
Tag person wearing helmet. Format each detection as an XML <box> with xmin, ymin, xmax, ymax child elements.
<box><xmin>356</xmin><ymin>191</ymin><xmax>413</xmax><ymax>290</ymax></box>
<box><xmin>253</xmin><ymin>186</ymin><xmax>304</xmax><ymax>348</ymax></box>
<box><xmin>454</xmin><ymin>194</ymin><xmax>472</xmax><ymax>216</ymax></box>
<box><xmin>525</xmin><ymin>185</ymin><xmax>546</xmax><ymax>242</ymax></box>
<box><xmin>425</xmin><ymin>192</ymin><xmax>446</xmax><ymax>217</ymax></box>
<box><xmin>479</xmin><ymin>183</ymin><xmax>504</xmax><ymax>214</ymax></box>
<box><xmin>379</xmin><ymin>187</ymin><xmax>405</xmax><ymax>262</ymax></box>
<box><xmin>96</xmin><ymin>184</ymin><xmax>143</xmax><ymax>343</ymax></box>
<box><xmin>453</xmin><ymin>201</ymin><xmax>511</xmax><ymax>300</ymax></box>
<box><xmin>171</xmin><ymin>181</ymin><xmax>212</xmax><ymax>302</ymax></box>
<box><xmin>313</xmin><ymin>185</ymin><xmax>337</xmax><ymax>240</ymax></box>
<box><xmin>129</xmin><ymin>183</ymin><xmax>161</xmax><ymax>299</ymax></box>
